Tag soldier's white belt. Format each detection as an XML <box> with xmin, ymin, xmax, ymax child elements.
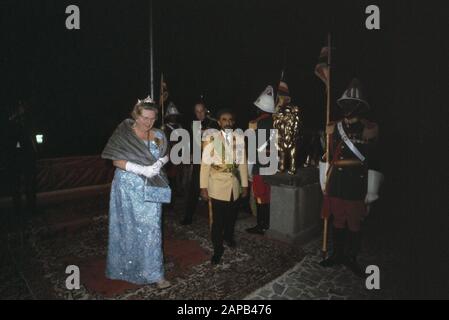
<box><xmin>337</xmin><ymin>121</ymin><xmax>366</xmax><ymax>162</ymax></box>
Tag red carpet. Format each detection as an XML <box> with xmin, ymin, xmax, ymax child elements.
<box><xmin>75</xmin><ymin>237</ymin><xmax>209</xmax><ymax>298</ymax></box>
<box><xmin>8</xmin><ymin>194</ymin><xmax>305</xmax><ymax>299</ymax></box>
<box><xmin>78</xmin><ymin>258</ymin><xmax>142</xmax><ymax>298</ymax></box>
<box><xmin>164</xmin><ymin>238</ymin><xmax>210</xmax><ymax>276</ymax></box>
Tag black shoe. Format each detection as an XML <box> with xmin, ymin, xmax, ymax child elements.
<box><xmin>343</xmin><ymin>257</ymin><xmax>365</xmax><ymax>277</ymax></box>
<box><xmin>224</xmin><ymin>239</ymin><xmax>237</xmax><ymax>249</ymax></box>
<box><xmin>245</xmin><ymin>226</ymin><xmax>265</xmax><ymax>235</ymax></box>
<box><xmin>180</xmin><ymin>218</ymin><xmax>192</xmax><ymax>225</ymax></box>
<box><xmin>319</xmin><ymin>254</ymin><xmax>344</xmax><ymax>268</ymax></box>
<box><xmin>211</xmin><ymin>252</ymin><xmax>223</xmax><ymax>265</ymax></box>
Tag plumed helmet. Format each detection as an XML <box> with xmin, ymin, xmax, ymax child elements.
<box><xmin>254</xmin><ymin>85</ymin><xmax>275</xmax><ymax>114</ymax></box>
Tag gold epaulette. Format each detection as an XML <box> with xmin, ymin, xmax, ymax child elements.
<box><xmin>201</xmin><ymin>136</ymin><xmax>213</xmax><ymax>149</ymax></box>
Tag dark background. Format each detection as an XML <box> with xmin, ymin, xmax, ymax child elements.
<box><xmin>0</xmin><ymin>0</ymin><xmax>447</xmax><ymax>298</ymax></box>
<box><xmin>2</xmin><ymin>0</ymin><xmax>403</xmax><ymax>157</ymax></box>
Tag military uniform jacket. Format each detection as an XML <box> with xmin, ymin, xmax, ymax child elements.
<box><xmin>325</xmin><ymin>118</ymin><xmax>380</xmax><ymax>201</ymax></box>
<box><xmin>200</xmin><ymin>131</ymin><xmax>248</xmax><ymax>202</ymax></box>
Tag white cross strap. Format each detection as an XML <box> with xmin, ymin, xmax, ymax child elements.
<box><xmin>336</xmin><ymin>121</ymin><xmax>366</xmax><ymax>162</ymax></box>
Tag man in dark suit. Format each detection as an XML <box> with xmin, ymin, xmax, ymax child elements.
<box><xmin>181</xmin><ymin>100</ymin><xmax>217</xmax><ymax>225</ymax></box>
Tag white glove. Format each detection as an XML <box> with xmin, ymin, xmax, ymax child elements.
<box><xmin>141</xmin><ymin>165</ymin><xmax>159</xmax><ymax>178</ymax></box>
<box><xmin>318</xmin><ymin>161</ymin><xmax>327</xmax><ymax>193</ymax></box>
<box><xmin>365</xmin><ymin>170</ymin><xmax>384</xmax><ymax>204</ymax></box>
<box><xmin>125</xmin><ymin>162</ymin><xmax>158</xmax><ymax>178</ymax></box>
<box><xmin>153</xmin><ymin>155</ymin><xmax>169</xmax><ymax>171</ymax></box>
<box><xmin>365</xmin><ymin>194</ymin><xmax>378</xmax><ymax>204</ymax></box>
<box><xmin>146</xmin><ymin>156</ymin><xmax>169</xmax><ymax>177</ymax></box>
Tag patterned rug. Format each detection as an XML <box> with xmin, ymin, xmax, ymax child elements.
<box><xmin>1</xmin><ymin>193</ymin><xmax>305</xmax><ymax>300</ymax></box>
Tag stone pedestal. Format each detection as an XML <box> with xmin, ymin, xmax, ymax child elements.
<box><xmin>264</xmin><ymin>167</ymin><xmax>322</xmax><ymax>245</ymax></box>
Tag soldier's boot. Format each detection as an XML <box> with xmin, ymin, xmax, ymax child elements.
<box><xmin>344</xmin><ymin>231</ymin><xmax>365</xmax><ymax>277</ymax></box>
<box><xmin>320</xmin><ymin>227</ymin><xmax>346</xmax><ymax>267</ymax></box>
<box><xmin>246</xmin><ymin>204</ymin><xmax>265</xmax><ymax>234</ymax></box>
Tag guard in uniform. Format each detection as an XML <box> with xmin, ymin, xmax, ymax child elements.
<box><xmin>319</xmin><ymin>78</ymin><xmax>383</xmax><ymax>276</ymax></box>
<box><xmin>200</xmin><ymin>109</ymin><xmax>248</xmax><ymax>265</ymax></box>
<box><xmin>246</xmin><ymin>86</ymin><xmax>275</xmax><ymax>235</ymax></box>
<box><xmin>162</xmin><ymin>102</ymin><xmax>184</xmax><ymax>197</ymax></box>
<box><xmin>163</xmin><ymin>102</ymin><xmax>183</xmax><ymax>138</ymax></box>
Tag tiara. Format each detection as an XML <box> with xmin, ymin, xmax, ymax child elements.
<box><xmin>137</xmin><ymin>95</ymin><xmax>155</xmax><ymax>104</ymax></box>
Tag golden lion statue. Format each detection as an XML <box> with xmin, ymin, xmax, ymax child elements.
<box><xmin>273</xmin><ymin>105</ymin><xmax>302</xmax><ymax>175</ymax></box>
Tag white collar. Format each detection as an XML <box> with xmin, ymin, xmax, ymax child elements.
<box><xmin>221</xmin><ymin>130</ymin><xmax>232</xmax><ymax>136</ymax></box>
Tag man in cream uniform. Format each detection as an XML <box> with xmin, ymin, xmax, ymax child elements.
<box><xmin>200</xmin><ymin>109</ymin><xmax>248</xmax><ymax>265</ymax></box>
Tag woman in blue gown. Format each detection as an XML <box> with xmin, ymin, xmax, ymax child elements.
<box><xmin>101</xmin><ymin>97</ymin><xmax>171</xmax><ymax>288</ymax></box>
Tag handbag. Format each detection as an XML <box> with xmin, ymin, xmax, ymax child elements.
<box><xmin>144</xmin><ymin>184</ymin><xmax>171</xmax><ymax>203</ymax></box>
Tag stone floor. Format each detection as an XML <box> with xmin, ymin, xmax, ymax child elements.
<box><xmin>237</xmin><ymin>210</ymin><xmax>401</xmax><ymax>300</ymax></box>
<box><xmin>244</xmin><ymin>238</ymin><xmax>387</xmax><ymax>300</ymax></box>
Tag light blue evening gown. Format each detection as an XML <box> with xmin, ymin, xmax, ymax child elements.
<box><xmin>106</xmin><ymin>141</ymin><xmax>164</xmax><ymax>285</ymax></box>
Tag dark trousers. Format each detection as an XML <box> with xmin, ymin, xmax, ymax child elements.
<box><xmin>211</xmin><ymin>197</ymin><xmax>238</xmax><ymax>253</ymax></box>
<box><xmin>332</xmin><ymin>226</ymin><xmax>361</xmax><ymax>259</ymax></box>
<box><xmin>256</xmin><ymin>203</ymin><xmax>270</xmax><ymax>230</ymax></box>
<box><xmin>183</xmin><ymin>164</ymin><xmax>201</xmax><ymax>222</ymax></box>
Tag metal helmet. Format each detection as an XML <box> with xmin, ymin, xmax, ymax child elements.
<box><xmin>254</xmin><ymin>85</ymin><xmax>275</xmax><ymax>114</ymax></box>
<box><xmin>337</xmin><ymin>78</ymin><xmax>370</xmax><ymax>115</ymax></box>
<box><xmin>164</xmin><ymin>102</ymin><xmax>181</xmax><ymax>118</ymax></box>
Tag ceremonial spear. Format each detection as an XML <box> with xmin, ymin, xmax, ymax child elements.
<box><xmin>314</xmin><ymin>33</ymin><xmax>333</xmax><ymax>259</ymax></box>
<box><xmin>322</xmin><ymin>33</ymin><xmax>332</xmax><ymax>259</ymax></box>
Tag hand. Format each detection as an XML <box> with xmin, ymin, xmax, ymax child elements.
<box><xmin>364</xmin><ymin>193</ymin><xmax>379</xmax><ymax>205</ymax></box>
<box><xmin>241</xmin><ymin>187</ymin><xmax>248</xmax><ymax>198</ymax></box>
<box><xmin>126</xmin><ymin>161</ymin><xmax>159</xmax><ymax>178</ymax></box>
<box><xmin>200</xmin><ymin>188</ymin><xmax>209</xmax><ymax>201</ymax></box>
<box><xmin>152</xmin><ymin>161</ymin><xmax>164</xmax><ymax>171</ymax></box>
<box><xmin>142</xmin><ymin>164</ymin><xmax>159</xmax><ymax>178</ymax></box>
<box><xmin>154</xmin><ymin>155</ymin><xmax>169</xmax><ymax>170</ymax></box>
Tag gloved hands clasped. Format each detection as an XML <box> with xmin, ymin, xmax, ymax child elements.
<box><xmin>125</xmin><ymin>155</ymin><xmax>169</xmax><ymax>178</ymax></box>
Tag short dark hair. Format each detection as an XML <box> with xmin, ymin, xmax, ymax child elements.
<box><xmin>193</xmin><ymin>100</ymin><xmax>206</xmax><ymax>110</ymax></box>
<box><xmin>216</xmin><ymin>108</ymin><xmax>234</xmax><ymax>120</ymax></box>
